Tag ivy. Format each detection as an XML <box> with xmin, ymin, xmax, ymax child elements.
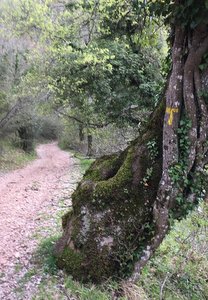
<box><xmin>147</xmin><ymin>138</ymin><xmax>158</xmax><ymax>161</ymax></box>
<box><xmin>169</xmin><ymin>116</ymin><xmax>208</xmax><ymax>218</ymax></box>
<box><xmin>169</xmin><ymin>117</ymin><xmax>191</xmax><ymax>187</ymax></box>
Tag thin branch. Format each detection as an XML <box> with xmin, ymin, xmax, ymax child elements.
<box><xmin>160</xmin><ymin>273</ymin><xmax>169</xmax><ymax>300</ymax></box>
<box><xmin>0</xmin><ymin>100</ymin><xmax>22</xmax><ymax>129</ymax></box>
<box><xmin>54</xmin><ymin>108</ymin><xmax>111</xmax><ymax>128</ymax></box>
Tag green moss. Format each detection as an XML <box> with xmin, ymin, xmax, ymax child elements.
<box><xmin>57</xmin><ymin>248</ymin><xmax>85</xmax><ymax>279</ymax></box>
<box><xmin>84</xmin><ymin>153</ymin><xmax>123</xmax><ymax>182</ymax></box>
<box><xmin>57</xmin><ymin>242</ymin><xmax>117</xmax><ymax>283</ymax></box>
<box><xmin>62</xmin><ymin>211</ymin><xmax>73</xmax><ymax>229</ymax></box>
<box><xmin>86</xmin><ymin>245</ymin><xmax>117</xmax><ymax>283</ymax></box>
<box><xmin>72</xmin><ymin>180</ymin><xmax>95</xmax><ymax>213</ymax></box>
<box><xmin>84</xmin><ymin>146</ymin><xmax>134</xmax><ymax>210</ymax></box>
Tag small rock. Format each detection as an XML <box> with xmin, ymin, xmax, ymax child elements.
<box><xmin>15</xmin><ymin>252</ymin><xmax>20</xmax><ymax>258</ymax></box>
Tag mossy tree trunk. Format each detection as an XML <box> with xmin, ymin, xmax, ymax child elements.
<box><xmin>54</xmin><ymin>5</ymin><xmax>208</xmax><ymax>283</ymax></box>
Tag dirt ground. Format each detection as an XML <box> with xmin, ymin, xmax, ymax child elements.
<box><xmin>0</xmin><ymin>142</ymin><xmax>81</xmax><ymax>299</ymax></box>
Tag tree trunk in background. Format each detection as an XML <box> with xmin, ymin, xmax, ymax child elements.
<box><xmin>54</xmin><ymin>16</ymin><xmax>208</xmax><ymax>283</ymax></box>
<box><xmin>79</xmin><ymin>124</ymin><xmax>84</xmax><ymax>142</ymax></box>
<box><xmin>18</xmin><ymin>126</ymin><xmax>33</xmax><ymax>153</ymax></box>
<box><xmin>87</xmin><ymin>133</ymin><xmax>93</xmax><ymax>157</ymax></box>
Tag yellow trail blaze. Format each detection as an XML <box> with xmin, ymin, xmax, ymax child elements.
<box><xmin>166</xmin><ymin>107</ymin><xmax>179</xmax><ymax>125</ymax></box>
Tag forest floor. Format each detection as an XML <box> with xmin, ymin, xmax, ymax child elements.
<box><xmin>0</xmin><ymin>142</ymin><xmax>82</xmax><ymax>300</ymax></box>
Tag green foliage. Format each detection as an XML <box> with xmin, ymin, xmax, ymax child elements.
<box><xmin>0</xmin><ymin>0</ymin><xmax>54</xmax><ymax>38</ymax></box>
<box><xmin>141</xmin><ymin>166</ymin><xmax>153</xmax><ymax>186</ymax></box>
<box><xmin>168</xmin><ymin>117</ymin><xmax>193</xmax><ymax>215</ymax></box>
<box><xmin>168</xmin><ymin>116</ymin><xmax>207</xmax><ymax>217</ymax></box>
<box><xmin>139</xmin><ymin>202</ymin><xmax>208</xmax><ymax>300</ymax></box>
<box><xmin>150</xmin><ymin>0</ymin><xmax>208</xmax><ymax>29</ymax></box>
<box><xmin>141</xmin><ymin>138</ymin><xmax>159</xmax><ymax>186</ymax></box>
<box><xmin>147</xmin><ymin>138</ymin><xmax>159</xmax><ymax>161</ymax></box>
<box><xmin>0</xmin><ymin>0</ymin><xmax>167</xmax><ymax>153</ymax></box>
<box><xmin>49</xmin><ymin>38</ymin><xmax>163</xmax><ymax>127</ymax></box>
<box><xmin>169</xmin><ymin>117</ymin><xmax>192</xmax><ymax>187</ymax></box>
<box><xmin>37</xmin><ymin>116</ymin><xmax>62</xmax><ymax>141</ymax></box>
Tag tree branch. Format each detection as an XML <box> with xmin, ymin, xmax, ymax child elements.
<box><xmin>0</xmin><ymin>100</ymin><xmax>22</xmax><ymax>130</ymax></box>
<box><xmin>54</xmin><ymin>108</ymin><xmax>111</xmax><ymax>128</ymax></box>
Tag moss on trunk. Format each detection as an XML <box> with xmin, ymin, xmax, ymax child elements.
<box><xmin>54</xmin><ymin>101</ymin><xmax>165</xmax><ymax>282</ymax></box>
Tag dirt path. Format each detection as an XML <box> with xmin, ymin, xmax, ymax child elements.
<box><xmin>0</xmin><ymin>142</ymin><xmax>81</xmax><ymax>299</ymax></box>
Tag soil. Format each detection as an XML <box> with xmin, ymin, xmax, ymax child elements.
<box><xmin>0</xmin><ymin>142</ymin><xmax>81</xmax><ymax>299</ymax></box>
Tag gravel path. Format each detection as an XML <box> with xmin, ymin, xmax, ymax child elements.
<box><xmin>0</xmin><ymin>142</ymin><xmax>81</xmax><ymax>299</ymax></box>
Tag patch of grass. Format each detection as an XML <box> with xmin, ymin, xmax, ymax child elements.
<box><xmin>63</xmin><ymin>148</ymin><xmax>95</xmax><ymax>174</ymax></box>
<box><xmin>19</xmin><ymin>268</ymin><xmax>37</xmax><ymax>285</ymax></box>
<box><xmin>78</xmin><ymin>156</ymin><xmax>95</xmax><ymax>174</ymax></box>
<box><xmin>33</xmin><ymin>276</ymin><xmax>121</xmax><ymax>300</ymax></box>
<box><xmin>64</xmin><ymin>277</ymin><xmax>113</xmax><ymax>300</ymax></box>
<box><xmin>33</xmin><ymin>235</ymin><xmax>60</xmax><ymax>274</ymax></box>
<box><xmin>32</xmin><ymin>282</ymin><xmax>65</xmax><ymax>300</ymax></box>
<box><xmin>0</xmin><ymin>139</ymin><xmax>36</xmax><ymax>172</ymax></box>
<box><xmin>138</xmin><ymin>202</ymin><xmax>208</xmax><ymax>300</ymax></box>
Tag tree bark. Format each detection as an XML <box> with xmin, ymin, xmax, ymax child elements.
<box><xmin>129</xmin><ymin>23</ymin><xmax>208</xmax><ymax>282</ymax></box>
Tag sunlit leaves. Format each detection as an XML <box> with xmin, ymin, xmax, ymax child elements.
<box><xmin>0</xmin><ymin>0</ymin><xmax>166</xmax><ymax>129</ymax></box>
<box><xmin>0</xmin><ymin>0</ymin><xmax>55</xmax><ymax>39</ymax></box>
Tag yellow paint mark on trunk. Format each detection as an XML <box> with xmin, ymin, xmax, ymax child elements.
<box><xmin>166</xmin><ymin>107</ymin><xmax>179</xmax><ymax>125</ymax></box>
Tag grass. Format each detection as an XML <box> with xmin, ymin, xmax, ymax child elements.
<box><xmin>0</xmin><ymin>138</ymin><xmax>36</xmax><ymax>172</ymax></box>
<box><xmin>61</xmin><ymin>147</ymin><xmax>95</xmax><ymax>174</ymax></box>
<box><xmin>34</xmin><ymin>236</ymin><xmax>60</xmax><ymax>275</ymax></box>
<box><xmin>73</xmin><ymin>153</ymin><xmax>95</xmax><ymax>174</ymax></box>
<box><xmin>138</xmin><ymin>202</ymin><xmax>208</xmax><ymax>300</ymax></box>
<box><xmin>33</xmin><ymin>275</ymin><xmax>119</xmax><ymax>300</ymax></box>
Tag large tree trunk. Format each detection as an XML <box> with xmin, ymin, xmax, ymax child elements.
<box><xmin>130</xmin><ymin>23</ymin><xmax>208</xmax><ymax>282</ymax></box>
<box><xmin>54</xmin><ymin>18</ymin><xmax>208</xmax><ymax>283</ymax></box>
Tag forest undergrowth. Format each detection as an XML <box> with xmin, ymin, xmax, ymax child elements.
<box><xmin>0</xmin><ymin>138</ymin><xmax>36</xmax><ymax>173</ymax></box>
